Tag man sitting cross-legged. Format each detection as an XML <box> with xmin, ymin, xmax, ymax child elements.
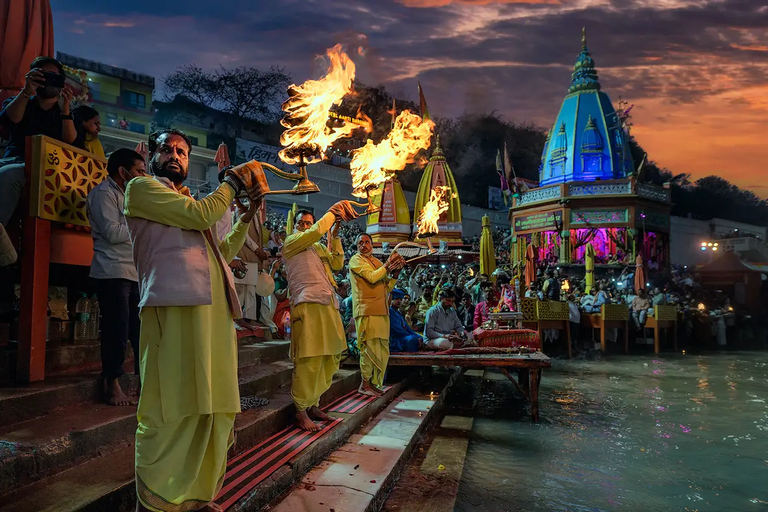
<box><xmin>423</xmin><ymin>287</ymin><xmax>474</xmax><ymax>350</ymax></box>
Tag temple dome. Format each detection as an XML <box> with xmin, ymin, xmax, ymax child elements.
<box><xmin>413</xmin><ymin>135</ymin><xmax>463</xmax><ymax>243</ymax></box>
<box><xmin>538</xmin><ymin>27</ymin><xmax>633</xmax><ymax>186</ymax></box>
<box><xmin>366</xmin><ymin>177</ymin><xmax>411</xmax><ymax>243</ymax></box>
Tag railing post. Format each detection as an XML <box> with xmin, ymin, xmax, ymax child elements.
<box><xmin>18</xmin><ymin>217</ymin><xmax>50</xmax><ymax>383</ymax></box>
<box><xmin>18</xmin><ymin>142</ymin><xmax>50</xmax><ymax>383</ymax></box>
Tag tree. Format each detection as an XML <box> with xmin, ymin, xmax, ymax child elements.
<box><xmin>163</xmin><ymin>65</ymin><xmax>291</xmax><ymax>138</ymax></box>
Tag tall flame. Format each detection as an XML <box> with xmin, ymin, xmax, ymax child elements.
<box><xmin>279</xmin><ymin>44</ymin><xmax>357</xmax><ymax>165</ymax></box>
<box><xmin>349</xmin><ymin>110</ymin><xmax>435</xmax><ymax>197</ymax></box>
<box><xmin>416</xmin><ymin>186</ymin><xmax>454</xmax><ymax>236</ymax></box>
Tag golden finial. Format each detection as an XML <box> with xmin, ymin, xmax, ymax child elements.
<box><xmin>434</xmin><ymin>133</ymin><xmax>443</xmax><ymax>155</ymax></box>
<box><xmin>581</xmin><ymin>26</ymin><xmax>587</xmax><ymax>51</ymax></box>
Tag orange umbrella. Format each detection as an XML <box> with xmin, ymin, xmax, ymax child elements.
<box><xmin>215</xmin><ymin>142</ymin><xmax>231</xmax><ymax>171</ymax></box>
<box><xmin>525</xmin><ymin>243</ymin><xmax>536</xmax><ymax>288</ymax></box>
<box><xmin>634</xmin><ymin>254</ymin><xmax>645</xmax><ymax>292</ymax></box>
<box><xmin>0</xmin><ymin>0</ymin><xmax>54</xmax><ymax>103</ymax></box>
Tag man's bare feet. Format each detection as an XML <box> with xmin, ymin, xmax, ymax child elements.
<box><xmin>308</xmin><ymin>406</ymin><xmax>333</xmax><ymax>422</ymax></box>
<box><xmin>106</xmin><ymin>378</ymin><xmax>135</xmax><ymax>406</ymax></box>
<box><xmin>358</xmin><ymin>380</ymin><xmax>382</xmax><ymax>396</ymax></box>
<box><xmin>296</xmin><ymin>410</ymin><xmax>321</xmax><ymax>431</ymax></box>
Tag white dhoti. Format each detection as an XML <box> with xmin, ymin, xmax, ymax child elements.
<box><xmin>260</xmin><ymin>294</ymin><xmax>277</xmax><ymax>332</ymax></box>
<box><xmin>235</xmin><ymin>283</ymin><xmax>259</xmax><ymax>321</ymax></box>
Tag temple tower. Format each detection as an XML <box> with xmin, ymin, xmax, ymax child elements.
<box><xmin>538</xmin><ymin>27</ymin><xmax>634</xmax><ymax>186</ymax></box>
<box><xmin>413</xmin><ymin>135</ymin><xmax>463</xmax><ymax>244</ymax></box>
<box><xmin>366</xmin><ymin>177</ymin><xmax>412</xmax><ymax>243</ymax></box>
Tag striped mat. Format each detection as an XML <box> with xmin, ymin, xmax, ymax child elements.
<box><xmin>214</xmin><ymin>387</ymin><xmax>394</xmax><ymax>509</ymax></box>
<box><xmin>325</xmin><ymin>387</ymin><xmax>391</xmax><ymax>415</ymax></box>
<box><xmin>215</xmin><ymin>417</ymin><xmax>342</xmax><ymax>510</ymax></box>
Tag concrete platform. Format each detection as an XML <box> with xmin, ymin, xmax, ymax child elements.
<box><xmin>270</xmin><ymin>369</ymin><xmax>461</xmax><ymax>512</ymax></box>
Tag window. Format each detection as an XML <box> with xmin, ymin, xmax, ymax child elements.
<box><xmin>123</xmin><ymin>91</ymin><xmax>146</xmax><ymax>109</ymax></box>
<box><xmin>188</xmin><ymin>135</ymin><xmax>199</xmax><ymax>146</ymax></box>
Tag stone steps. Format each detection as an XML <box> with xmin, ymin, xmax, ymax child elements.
<box><xmin>0</xmin><ymin>367</ymin><xmax>370</xmax><ymax>512</ymax></box>
<box><xmin>0</xmin><ymin>340</ymin><xmax>291</xmax><ymax>429</ymax></box>
<box><xmin>0</xmin><ymin>339</ymin><xmax>292</xmax><ymax>501</ymax></box>
<box><xmin>0</xmin><ymin>356</ymin><xmax>295</xmax><ymax>497</ymax></box>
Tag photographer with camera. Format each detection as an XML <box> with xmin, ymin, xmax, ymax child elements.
<box><xmin>0</xmin><ymin>56</ymin><xmax>83</xmax><ymax>265</ymax></box>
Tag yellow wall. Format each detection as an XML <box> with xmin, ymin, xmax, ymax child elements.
<box><xmin>88</xmin><ymin>73</ymin><xmax>120</xmax><ymax>97</ymax></box>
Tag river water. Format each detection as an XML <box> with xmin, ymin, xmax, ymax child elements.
<box><xmin>453</xmin><ymin>352</ymin><xmax>768</xmax><ymax>512</ymax></box>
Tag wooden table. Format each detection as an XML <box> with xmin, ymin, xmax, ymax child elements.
<box><xmin>388</xmin><ymin>351</ymin><xmax>551</xmax><ymax>422</ymax></box>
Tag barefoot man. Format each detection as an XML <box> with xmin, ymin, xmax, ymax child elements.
<box><xmin>283</xmin><ymin>202</ymin><xmax>359</xmax><ymax>431</ymax></box>
<box><xmin>86</xmin><ymin>148</ymin><xmax>146</xmax><ymax>406</ymax></box>
<box><xmin>348</xmin><ymin>234</ymin><xmax>404</xmax><ymax>395</ymax></box>
<box><xmin>124</xmin><ymin>128</ymin><xmax>267</xmax><ymax>512</ymax></box>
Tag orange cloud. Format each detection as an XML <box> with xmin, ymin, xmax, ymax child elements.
<box><xmin>631</xmin><ymin>84</ymin><xmax>768</xmax><ymax>198</ymax></box>
<box><xmin>731</xmin><ymin>44</ymin><xmax>768</xmax><ymax>52</ymax></box>
<box><xmin>397</xmin><ymin>0</ymin><xmax>559</xmax><ymax>6</ymax></box>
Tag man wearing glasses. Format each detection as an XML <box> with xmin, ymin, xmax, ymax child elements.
<box><xmin>282</xmin><ymin>202</ymin><xmax>359</xmax><ymax>431</ymax></box>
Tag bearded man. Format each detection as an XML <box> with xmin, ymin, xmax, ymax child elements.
<box><xmin>124</xmin><ymin>128</ymin><xmax>267</xmax><ymax>512</ymax></box>
<box><xmin>282</xmin><ymin>203</ymin><xmax>359</xmax><ymax>431</ymax></box>
<box><xmin>348</xmin><ymin>234</ymin><xmax>404</xmax><ymax>395</ymax></box>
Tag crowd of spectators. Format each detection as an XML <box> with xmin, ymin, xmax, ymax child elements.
<box><xmin>250</xmin><ymin>209</ymin><xmax>756</xmax><ymax>354</ymax></box>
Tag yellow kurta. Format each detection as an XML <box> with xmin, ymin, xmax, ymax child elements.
<box><xmin>348</xmin><ymin>253</ymin><xmax>396</xmax><ymax>388</ymax></box>
<box><xmin>283</xmin><ymin>213</ymin><xmax>345</xmax><ymax>410</ymax></box>
<box><xmin>125</xmin><ymin>179</ymin><xmax>248</xmax><ymax>512</ymax></box>
<box><xmin>84</xmin><ymin>134</ymin><xmax>106</xmax><ymax>159</ymax></box>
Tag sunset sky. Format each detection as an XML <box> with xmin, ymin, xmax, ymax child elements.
<box><xmin>52</xmin><ymin>0</ymin><xmax>768</xmax><ymax>197</ymax></box>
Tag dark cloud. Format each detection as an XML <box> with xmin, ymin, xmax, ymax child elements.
<box><xmin>50</xmin><ymin>0</ymin><xmax>768</xmax><ymax>196</ymax></box>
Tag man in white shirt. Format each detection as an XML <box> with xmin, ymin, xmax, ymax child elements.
<box><xmin>86</xmin><ymin>148</ymin><xmax>145</xmax><ymax>406</ymax></box>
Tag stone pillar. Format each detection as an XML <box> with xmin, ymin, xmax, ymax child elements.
<box><xmin>559</xmin><ymin>230</ymin><xmax>571</xmax><ymax>264</ymax></box>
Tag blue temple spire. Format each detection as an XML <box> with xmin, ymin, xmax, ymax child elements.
<box><xmin>569</xmin><ymin>27</ymin><xmax>601</xmax><ymax>94</ymax></box>
<box><xmin>538</xmin><ymin>28</ymin><xmax>633</xmax><ymax>186</ymax></box>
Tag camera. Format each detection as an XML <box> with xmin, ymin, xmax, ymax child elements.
<box><xmin>40</xmin><ymin>71</ymin><xmax>65</xmax><ymax>89</ymax></box>
<box><xmin>269</xmin><ymin>247</ymin><xmax>279</xmax><ymax>257</ymax></box>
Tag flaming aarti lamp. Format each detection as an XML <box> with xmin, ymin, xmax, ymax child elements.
<box><xmin>259</xmin><ymin>145</ymin><xmax>321</xmax><ymax>196</ymax></box>
<box><xmin>349</xmin><ymin>184</ymin><xmax>382</xmax><ymax>215</ymax></box>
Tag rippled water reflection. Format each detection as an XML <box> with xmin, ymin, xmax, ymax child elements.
<box><xmin>453</xmin><ymin>352</ymin><xmax>768</xmax><ymax>512</ymax></box>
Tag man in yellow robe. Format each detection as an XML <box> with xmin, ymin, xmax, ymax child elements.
<box><xmin>124</xmin><ymin>128</ymin><xmax>265</xmax><ymax>512</ymax></box>
<box><xmin>283</xmin><ymin>203</ymin><xmax>359</xmax><ymax>431</ymax></box>
<box><xmin>348</xmin><ymin>234</ymin><xmax>404</xmax><ymax>395</ymax></box>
